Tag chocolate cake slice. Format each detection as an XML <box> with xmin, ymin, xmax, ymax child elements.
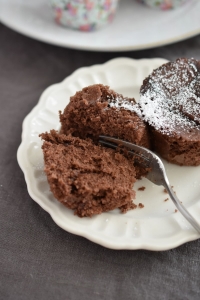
<box><xmin>40</xmin><ymin>130</ymin><xmax>137</xmax><ymax>217</ymax></box>
<box><xmin>139</xmin><ymin>58</ymin><xmax>200</xmax><ymax>166</ymax></box>
<box><xmin>60</xmin><ymin>84</ymin><xmax>150</xmax><ymax>148</ymax></box>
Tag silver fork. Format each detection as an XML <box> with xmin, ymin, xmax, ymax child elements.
<box><xmin>99</xmin><ymin>135</ymin><xmax>200</xmax><ymax>234</ymax></box>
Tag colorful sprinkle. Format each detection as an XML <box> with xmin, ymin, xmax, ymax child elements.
<box><xmin>137</xmin><ymin>0</ymin><xmax>188</xmax><ymax>10</ymax></box>
<box><xmin>50</xmin><ymin>0</ymin><xmax>119</xmax><ymax>31</ymax></box>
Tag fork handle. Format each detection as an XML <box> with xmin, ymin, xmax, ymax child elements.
<box><xmin>164</xmin><ymin>184</ymin><xmax>200</xmax><ymax>234</ymax></box>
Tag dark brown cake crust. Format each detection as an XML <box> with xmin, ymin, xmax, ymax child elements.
<box><xmin>139</xmin><ymin>58</ymin><xmax>200</xmax><ymax>166</ymax></box>
<box><xmin>40</xmin><ymin>130</ymin><xmax>137</xmax><ymax>217</ymax></box>
<box><xmin>60</xmin><ymin>84</ymin><xmax>150</xmax><ymax>148</ymax></box>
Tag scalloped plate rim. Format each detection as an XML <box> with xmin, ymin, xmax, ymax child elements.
<box><xmin>17</xmin><ymin>57</ymin><xmax>200</xmax><ymax>250</ymax></box>
<box><xmin>1</xmin><ymin>0</ymin><xmax>200</xmax><ymax>52</ymax></box>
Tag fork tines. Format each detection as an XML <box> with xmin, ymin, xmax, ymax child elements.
<box><xmin>99</xmin><ymin>135</ymin><xmax>150</xmax><ymax>167</ymax></box>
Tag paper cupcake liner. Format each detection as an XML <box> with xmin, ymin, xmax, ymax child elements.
<box><xmin>50</xmin><ymin>0</ymin><xmax>119</xmax><ymax>31</ymax></box>
<box><xmin>137</xmin><ymin>0</ymin><xmax>189</xmax><ymax>10</ymax></box>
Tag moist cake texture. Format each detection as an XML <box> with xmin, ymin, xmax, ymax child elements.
<box><xmin>138</xmin><ymin>58</ymin><xmax>200</xmax><ymax>166</ymax></box>
<box><xmin>40</xmin><ymin>130</ymin><xmax>137</xmax><ymax>217</ymax></box>
<box><xmin>40</xmin><ymin>59</ymin><xmax>200</xmax><ymax>218</ymax></box>
<box><xmin>60</xmin><ymin>84</ymin><xmax>150</xmax><ymax>148</ymax></box>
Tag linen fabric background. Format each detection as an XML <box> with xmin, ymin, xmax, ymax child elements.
<box><xmin>0</xmin><ymin>24</ymin><xmax>200</xmax><ymax>300</ymax></box>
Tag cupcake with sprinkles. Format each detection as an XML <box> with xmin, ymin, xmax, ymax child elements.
<box><xmin>137</xmin><ymin>0</ymin><xmax>189</xmax><ymax>10</ymax></box>
<box><xmin>50</xmin><ymin>0</ymin><xmax>119</xmax><ymax>31</ymax></box>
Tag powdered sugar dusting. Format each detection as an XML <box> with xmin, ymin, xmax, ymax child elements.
<box><xmin>103</xmin><ymin>59</ymin><xmax>200</xmax><ymax>137</ymax></box>
<box><xmin>139</xmin><ymin>58</ymin><xmax>200</xmax><ymax>135</ymax></box>
<box><xmin>107</xmin><ymin>94</ymin><xmax>136</xmax><ymax>111</ymax></box>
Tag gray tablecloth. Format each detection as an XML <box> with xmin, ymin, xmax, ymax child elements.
<box><xmin>1</xmin><ymin>23</ymin><xmax>200</xmax><ymax>300</ymax></box>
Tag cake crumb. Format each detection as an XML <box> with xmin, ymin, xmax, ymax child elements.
<box><xmin>175</xmin><ymin>209</ymin><xmax>178</xmax><ymax>213</ymax></box>
<box><xmin>138</xmin><ymin>186</ymin><xmax>146</xmax><ymax>191</ymax></box>
<box><xmin>171</xmin><ymin>186</ymin><xmax>176</xmax><ymax>194</ymax></box>
<box><xmin>138</xmin><ymin>203</ymin><xmax>144</xmax><ymax>208</ymax></box>
<box><xmin>164</xmin><ymin>198</ymin><xmax>169</xmax><ymax>202</ymax></box>
<box><xmin>163</xmin><ymin>188</ymin><xmax>168</xmax><ymax>194</ymax></box>
<box><xmin>120</xmin><ymin>202</ymin><xmax>137</xmax><ymax>213</ymax></box>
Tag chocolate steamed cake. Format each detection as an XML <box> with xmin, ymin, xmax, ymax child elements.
<box><xmin>139</xmin><ymin>58</ymin><xmax>200</xmax><ymax>166</ymax></box>
<box><xmin>60</xmin><ymin>84</ymin><xmax>150</xmax><ymax>148</ymax></box>
<box><xmin>40</xmin><ymin>130</ymin><xmax>137</xmax><ymax>217</ymax></box>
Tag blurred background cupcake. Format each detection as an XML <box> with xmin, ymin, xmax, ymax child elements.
<box><xmin>137</xmin><ymin>0</ymin><xmax>189</xmax><ymax>10</ymax></box>
<box><xmin>49</xmin><ymin>0</ymin><xmax>119</xmax><ymax>31</ymax></box>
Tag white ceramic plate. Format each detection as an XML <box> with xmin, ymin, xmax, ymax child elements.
<box><xmin>1</xmin><ymin>0</ymin><xmax>200</xmax><ymax>51</ymax></box>
<box><xmin>17</xmin><ymin>58</ymin><xmax>200</xmax><ymax>250</ymax></box>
